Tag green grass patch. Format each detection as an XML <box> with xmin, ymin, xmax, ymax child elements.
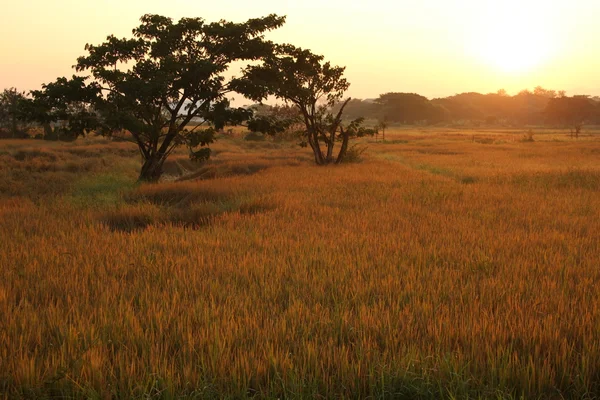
<box><xmin>70</xmin><ymin>173</ymin><xmax>136</xmax><ymax>208</ymax></box>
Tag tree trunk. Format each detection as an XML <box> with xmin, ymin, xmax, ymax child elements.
<box><xmin>335</xmin><ymin>129</ymin><xmax>350</xmax><ymax>164</ymax></box>
<box><xmin>139</xmin><ymin>154</ymin><xmax>167</xmax><ymax>182</ymax></box>
<box><xmin>308</xmin><ymin>131</ymin><xmax>326</xmax><ymax>165</ymax></box>
<box><xmin>325</xmin><ymin>128</ymin><xmax>336</xmax><ymax>163</ymax></box>
<box><xmin>10</xmin><ymin>116</ymin><xmax>18</xmax><ymax>138</ymax></box>
<box><xmin>325</xmin><ymin>139</ymin><xmax>334</xmax><ymax>162</ymax></box>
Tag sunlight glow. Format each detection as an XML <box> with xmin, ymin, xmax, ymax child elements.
<box><xmin>468</xmin><ymin>0</ymin><xmax>558</xmax><ymax>73</ymax></box>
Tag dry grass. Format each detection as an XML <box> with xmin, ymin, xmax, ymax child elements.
<box><xmin>1</xmin><ymin>129</ymin><xmax>600</xmax><ymax>399</ymax></box>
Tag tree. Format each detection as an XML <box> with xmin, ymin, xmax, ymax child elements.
<box><xmin>376</xmin><ymin>118</ymin><xmax>388</xmax><ymax>141</ymax></box>
<box><xmin>20</xmin><ymin>77</ymin><xmax>102</xmax><ymax>141</ymax></box>
<box><xmin>233</xmin><ymin>44</ymin><xmax>376</xmax><ymax>164</ymax></box>
<box><xmin>331</xmin><ymin>98</ymin><xmax>378</xmax><ymax>120</ymax></box>
<box><xmin>545</xmin><ymin>95</ymin><xmax>596</xmax><ymax>138</ymax></box>
<box><xmin>374</xmin><ymin>92</ymin><xmax>445</xmax><ymax>124</ymax></box>
<box><xmin>36</xmin><ymin>13</ymin><xmax>285</xmax><ymax>181</ymax></box>
<box><xmin>0</xmin><ymin>88</ymin><xmax>29</xmax><ymax>138</ymax></box>
<box><xmin>246</xmin><ymin>104</ymin><xmax>303</xmax><ymax>139</ymax></box>
<box><xmin>533</xmin><ymin>86</ymin><xmax>557</xmax><ymax>99</ymax></box>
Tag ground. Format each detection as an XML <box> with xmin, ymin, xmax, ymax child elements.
<box><xmin>0</xmin><ymin>127</ymin><xmax>599</xmax><ymax>399</ymax></box>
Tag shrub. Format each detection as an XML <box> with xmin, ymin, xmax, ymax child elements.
<box><xmin>341</xmin><ymin>144</ymin><xmax>368</xmax><ymax>163</ymax></box>
<box><xmin>521</xmin><ymin>129</ymin><xmax>535</xmax><ymax>142</ymax></box>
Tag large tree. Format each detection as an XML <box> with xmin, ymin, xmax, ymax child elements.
<box><xmin>234</xmin><ymin>45</ymin><xmax>375</xmax><ymax>164</ymax></box>
<box><xmin>545</xmin><ymin>95</ymin><xmax>596</xmax><ymax>138</ymax></box>
<box><xmin>34</xmin><ymin>14</ymin><xmax>285</xmax><ymax>181</ymax></box>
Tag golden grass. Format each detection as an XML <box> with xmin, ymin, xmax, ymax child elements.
<box><xmin>1</xmin><ymin>129</ymin><xmax>599</xmax><ymax>398</ymax></box>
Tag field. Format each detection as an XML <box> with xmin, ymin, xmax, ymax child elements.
<box><xmin>1</xmin><ymin>128</ymin><xmax>599</xmax><ymax>399</ymax></box>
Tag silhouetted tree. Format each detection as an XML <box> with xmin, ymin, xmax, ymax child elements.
<box><xmin>377</xmin><ymin>118</ymin><xmax>388</xmax><ymax>141</ymax></box>
<box><xmin>534</xmin><ymin>86</ymin><xmax>557</xmax><ymax>99</ymax></box>
<box><xmin>20</xmin><ymin>77</ymin><xmax>101</xmax><ymax>141</ymax></box>
<box><xmin>375</xmin><ymin>92</ymin><xmax>446</xmax><ymax>124</ymax></box>
<box><xmin>246</xmin><ymin>104</ymin><xmax>303</xmax><ymax>139</ymax></box>
<box><xmin>33</xmin><ymin>14</ymin><xmax>285</xmax><ymax>181</ymax></box>
<box><xmin>234</xmin><ymin>45</ymin><xmax>376</xmax><ymax>164</ymax></box>
<box><xmin>545</xmin><ymin>95</ymin><xmax>596</xmax><ymax>138</ymax></box>
<box><xmin>0</xmin><ymin>88</ymin><xmax>29</xmax><ymax>138</ymax></box>
<box><xmin>331</xmin><ymin>98</ymin><xmax>378</xmax><ymax>120</ymax></box>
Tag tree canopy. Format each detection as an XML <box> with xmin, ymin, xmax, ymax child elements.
<box><xmin>29</xmin><ymin>13</ymin><xmax>286</xmax><ymax>181</ymax></box>
<box><xmin>0</xmin><ymin>88</ymin><xmax>29</xmax><ymax>138</ymax></box>
<box><xmin>545</xmin><ymin>95</ymin><xmax>596</xmax><ymax>137</ymax></box>
<box><xmin>233</xmin><ymin>44</ymin><xmax>375</xmax><ymax>164</ymax></box>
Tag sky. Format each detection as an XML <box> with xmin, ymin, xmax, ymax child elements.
<box><xmin>2</xmin><ymin>0</ymin><xmax>600</xmax><ymax>101</ymax></box>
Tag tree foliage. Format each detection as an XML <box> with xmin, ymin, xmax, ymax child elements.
<box><xmin>545</xmin><ymin>95</ymin><xmax>596</xmax><ymax>137</ymax></box>
<box><xmin>21</xmin><ymin>77</ymin><xmax>102</xmax><ymax>141</ymax></box>
<box><xmin>0</xmin><ymin>88</ymin><xmax>29</xmax><ymax>138</ymax></box>
<box><xmin>246</xmin><ymin>104</ymin><xmax>303</xmax><ymax>139</ymax></box>
<box><xmin>375</xmin><ymin>92</ymin><xmax>447</xmax><ymax>124</ymax></box>
<box><xmin>30</xmin><ymin>13</ymin><xmax>285</xmax><ymax>180</ymax></box>
<box><xmin>234</xmin><ymin>45</ymin><xmax>375</xmax><ymax>164</ymax></box>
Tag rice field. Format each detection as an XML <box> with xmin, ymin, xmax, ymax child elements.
<box><xmin>1</xmin><ymin>128</ymin><xmax>599</xmax><ymax>399</ymax></box>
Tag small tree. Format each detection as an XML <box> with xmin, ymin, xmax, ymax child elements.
<box><xmin>0</xmin><ymin>88</ymin><xmax>29</xmax><ymax>138</ymax></box>
<box><xmin>377</xmin><ymin>117</ymin><xmax>388</xmax><ymax>141</ymax></box>
<box><xmin>36</xmin><ymin>14</ymin><xmax>285</xmax><ymax>181</ymax></box>
<box><xmin>234</xmin><ymin>45</ymin><xmax>375</xmax><ymax>164</ymax></box>
<box><xmin>23</xmin><ymin>76</ymin><xmax>101</xmax><ymax>141</ymax></box>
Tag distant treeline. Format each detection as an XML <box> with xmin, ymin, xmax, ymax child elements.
<box><xmin>323</xmin><ymin>87</ymin><xmax>600</xmax><ymax>128</ymax></box>
<box><xmin>3</xmin><ymin>86</ymin><xmax>600</xmax><ymax>140</ymax></box>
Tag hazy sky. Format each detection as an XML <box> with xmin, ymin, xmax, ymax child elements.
<box><xmin>2</xmin><ymin>0</ymin><xmax>600</xmax><ymax>100</ymax></box>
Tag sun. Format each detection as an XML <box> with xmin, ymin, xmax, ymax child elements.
<box><xmin>467</xmin><ymin>1</ymin><xmax>557</xmax><ymax>74</ymax></box>
<box><xmin>476</xmin><ymin>25</ymin><xmax>553</xmax><ymax>73</ymax></box>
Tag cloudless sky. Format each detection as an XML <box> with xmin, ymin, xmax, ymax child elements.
<box><xmin>2</xmin><ymin>0</ymin><xmax>600</xmax><ymax>101</ymax></box>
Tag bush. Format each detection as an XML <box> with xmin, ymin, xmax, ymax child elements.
<box><xmin>341</xmin><ymin>144</ymin><xmax>368</xmax><ymax>163</ymax></box>
<box><xmin>521</xmin><ymin>129</ymin><xmax>535</xmax><ymax>142</ymax></box>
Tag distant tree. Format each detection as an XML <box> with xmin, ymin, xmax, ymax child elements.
<box><xmin>534</xmin><ymin>86</ymin><xmax>557</xmax><ymax>99</ymax></box>
<box><xmin>513</xmin><ymin>89</ymin><xmax>552</xmax><ymax>125</ymax></box>
<box><xmin>20</xmin><ymin>77</ymin><xmax>101</xmax><ymax>141</ymax></box>
<box><xmin>497</xmin><ymin>88</ymin><xmax>508</xmax><ymax>97</ymax></box>
<box><xmin>331</xmin><ymin>98</ymin><xmax>378</xmax><ymax>120</ymax></box>
<box><xmin>545</xmin><ymin>95</ymin><xmax>596</xmax><ymax>138</ymax></box>
<box><xmin>377</xmin><ymin>118</ymin><xmax>388</xmax><ymax>141</ymax></box>
<box><xmin>375</xmin><ymin>92</ymin><xmax>446</xmax><ymax>124</ymax></box>
<box><xmin>247</xmin><ymin>104</ymin><xmax>303</xmax><ymax>139</ymax></box>
<box><xmin>234</xmin><ymin>45</ymin><xmax>376</xmax><ymax>164</ymax></box>
<box><xmin>0</xmin><ymin>88</ymin><xmax>29</xmax><ymax>138</ymax></box>
<box><xmin>34</xmin><ymin>13</ymin><xmax>285</xmax><ymax>181</ymax></box>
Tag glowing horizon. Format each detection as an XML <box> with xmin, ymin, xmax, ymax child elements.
<box><xmin>1</xmin><ymin>0</ymin><xmax>599</xmax><ymax>100</ymax></box>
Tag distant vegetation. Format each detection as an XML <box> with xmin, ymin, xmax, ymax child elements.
<box><xmin>325</xmin><ymin>86</ymin><xmax>600</xmax><ymax>128</ymax></box>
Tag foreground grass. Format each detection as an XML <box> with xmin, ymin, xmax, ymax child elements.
<box><xmin>1</xmin><ymin>131</ymin><xmax>599</xmax><ymax>399</ymax></box>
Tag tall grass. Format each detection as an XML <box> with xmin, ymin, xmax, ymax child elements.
<box><xmin>1</xmin><ymin>130</ymin><xmax>599</xmax><ymax>398</ymax></box>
